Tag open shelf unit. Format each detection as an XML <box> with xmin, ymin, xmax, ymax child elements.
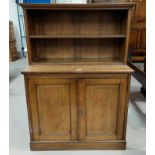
<box><xmin>21</xmin><ymin>3</ymin><xmax>133</xmax><ymax>64</ymax></box>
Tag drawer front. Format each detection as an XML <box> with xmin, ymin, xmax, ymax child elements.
<box><xmin>25</xmin><ymin>78</ymin><xmax>77</xmax><ymax>141</ymax></box>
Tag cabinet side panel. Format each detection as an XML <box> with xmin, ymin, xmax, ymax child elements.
<box><xmin>23</xmin><ymin>10</ymin><xmax>32</xmax><ymax>64</ymax></box>
<box><xmin>116</xmin><ymin>78</ymin><xmax>128</xmax><ymax>139</ymax></box>
<box><xmin>122</xmin><ymin>9</ymin><xmax>131</xmax><ymax>63</ymax></box>
<box><xmin>24</xmin><ymin>76</ymin><xmax>34</xmax><ymax>141</ymax></box>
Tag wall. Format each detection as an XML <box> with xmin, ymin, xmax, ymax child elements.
<box><xmin>9</xmin><ymin>0</ymin><xmax>21</xmax><ymax>52</ymax></box>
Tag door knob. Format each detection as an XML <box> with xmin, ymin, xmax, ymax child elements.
<box><xmin>79</xmin><ymin>111</ymin><xmax>83</xmax><ymax>116</ymax></box>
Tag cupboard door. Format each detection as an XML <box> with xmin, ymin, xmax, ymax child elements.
<box><xmin>78</xmin><ymin>78</ymin><xmax>128</xmax><ymax>141</ymax></box>
<box><xmin>27</xmin><ymin>78</ymin><xmax>77</xmax><ymax>141</ymax></box>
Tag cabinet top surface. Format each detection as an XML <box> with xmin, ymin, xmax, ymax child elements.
<box><xmin>22</xmin><ymin>65</ymin><xmax>133</xmax><ymax>74</ymax></box>
<box><xmin>19</xmin><ymin>3</ymin><xmax>135</xmax><ymax>10</ymax></box>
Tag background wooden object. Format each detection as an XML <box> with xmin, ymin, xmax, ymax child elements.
<box><xmin>9</xmin><ymin>21</ymin><xmax>19</xmax><ymax>62</ymax></box>
<box><xmin>129</xmin><ymin>0</ymin><xmax>146</xmax><ymax>62</ymax></box>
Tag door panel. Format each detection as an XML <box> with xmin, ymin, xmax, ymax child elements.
<box><xmin>28</xmin><ymin>78</ymin><xmax>77</xmax><ymax>141</ymax></box>
<box><xmin>78</xmin><ymin>78</ymin><xmax>128</xmax><ymax>141</ymax></box>
<box><xmin>37</xmin><ymin>85</ymin><xmax>70</xmax><ymax>139</ymax></box>
<box><xmin>86</xmin><ymin>84</ymin><xmax>119</xmax><ymax>140</ymax></box>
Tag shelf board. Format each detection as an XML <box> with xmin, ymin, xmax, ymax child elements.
<box><xmin>29</xmin><ymin>35</ymin><xmax>126</xmax><ymax>39</ymax></box>
<box><xmin>22</xmin><ymin>64</ymin><xmax>133</xmax><ymax>74</ymax></box>
<box><xmin>19</xmin><ymin>3</ymin><xmax>135</xmax><ymax>10</ymax></box>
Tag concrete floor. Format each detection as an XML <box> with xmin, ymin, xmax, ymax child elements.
<box><xmin>9</xmin><ymin>58</ymin><xmax>146</xmax><ymax>155</ymax></box>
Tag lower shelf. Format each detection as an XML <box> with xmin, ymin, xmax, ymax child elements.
<box><xmin>30</xmin><ymin>141</ymin><xmax>126</xmax><ymax>150</ymax></box>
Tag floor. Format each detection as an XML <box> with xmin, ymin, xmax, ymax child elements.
<box><xmin>9</xmin><ymin>58</ymin><xmax>146</xmax><ymax>155</ymax></box>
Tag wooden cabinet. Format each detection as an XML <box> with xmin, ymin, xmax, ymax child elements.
<box><xmin>23</xmin><ymin>67</ymin><xmax>132</xmax><ymax>150</ymax></box>
<box><xmin>21</xmin><ymin>3</ymin><xmax>134</xmax><ymax>150</ymax></box>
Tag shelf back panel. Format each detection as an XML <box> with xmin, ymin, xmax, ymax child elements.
<box><xmin>30</xmin><ymin>38</ymin><xmax>124</xmax><ymax>63</ymax></box>
<box><xmin>27</xmin><ymin>10</ymin><xmax>128</xmax><ymax>35</ymax></box>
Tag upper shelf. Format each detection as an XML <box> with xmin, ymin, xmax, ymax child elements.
<box><xmin>29</xmin><ymin>34</ymin><xmax>126</xmax><ymax>39</ymax></box>
<box><xmin>19</xmin><ymin>3</ymin><xmax>135</xmax><ymax>10</ymax></box>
